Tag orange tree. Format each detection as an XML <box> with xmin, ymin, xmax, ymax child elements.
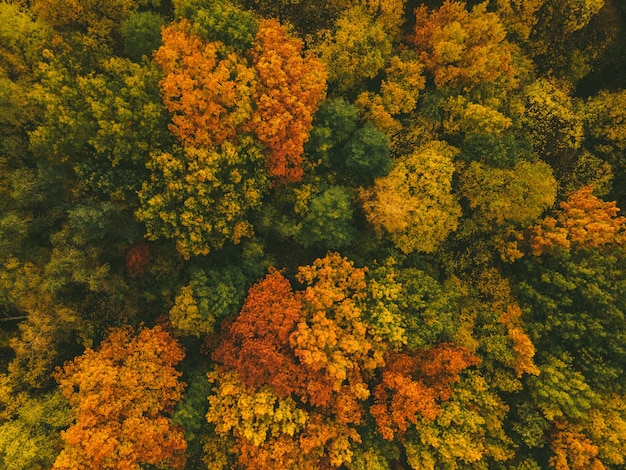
<box><xmin>52</xmin><ymin>325</ymin><xmax>187</xmax><ymax>470</ymax></box>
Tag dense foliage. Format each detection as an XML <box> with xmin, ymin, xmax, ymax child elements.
<box><xmin>2</xmin><ymin>0</ymin><xmax>626</xmax><ymax>468</ymax></box>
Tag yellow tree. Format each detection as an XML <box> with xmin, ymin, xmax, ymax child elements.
<box><xmin>521</xmin><ymin>78</ymin><xmax>583</xmax><ymax>175</ymax></box>
<box><xmin>316</xmin><ymin>6</ymin><xmax>392</xmax><ymax>93</ymax></box>
<box><xmin>53</xmin><ymin>326</ymin><xmax>187</xmax><ymax>470</ymax></box>
<box><xmin>356</xmin><ymin>53</ymin><xmax>426</xmax><ymax>135</ymax></box>
<box><xmin>360</xmin><ymin>141</ymin><xmax>461</xmax><ymax>254</ymax></box>
<box><xmin>460</xmin><ymin>159</ymin><xmax>557</xmax><ymax>228</ymax></box>
<box><xmin>136</xmin><ymin>139</ymin><xmax>269</xmax><ymax>258</ymax></box>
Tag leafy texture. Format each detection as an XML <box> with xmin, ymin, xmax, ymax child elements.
<box><xmin>53</xmin><ymin>326</ymin><xmax>186</xmax><ymax>470</ymax></box>
<box><xmin>361</xmin><ymin>141</ymin><xmax>461</xmax><ymax>253</ymax></box>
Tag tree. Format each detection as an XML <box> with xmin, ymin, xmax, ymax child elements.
<box><xmin>460</xmin><ymin>159</ymin><xmax>557</xmax><ymax>228</ymax></box>
<box><xmin>137</xmin><ymin>139</ymin><xmax>269</xmax><ymax>258</ymax></box>
<box><xmin>0</xmin><ymin>391</ymin><xmax>70</xmax><ymax>470</ymax></box>
<box><xmin>361</xmin><ymin>141</ymin><xmax>461</xmax><ymax>254</ymax></box>
<box><xmin>169</xmin><ymin>265</ymin><xmax>247</xmax><ymax>336</ymax></box>
<box><xmin>32</xmin><ymin>0</ymin><xmax>136</xmax><ymax>66</ymax></box>
<box><xmin>121</xmin><ymin>11</ymin><xmax>163</xmax><ymax>62</ymax></box>
<box><xmin>549</xmin><ymin>419</ymin><xmax>605</xmax><ymax>470</ymax></box>
<box><xmin>356</xmin><ymin>53</ymin><xmax>426</xmax><ymax>135</ymax></box>
<box><xmin>529</xmin><ymin>186</ymin><xmax>626</xmax><ymax>256</ymax></box>
<box><xmin>371</xmin><ymin>345</ymin><xmax>479</xmax><ymax>441</ymax></box>
<box><xmin>521</xmin><ymin>78</ymin><xmax>583</xmax><ymax>176</ymax></box>
<box><xmin>342</xmin><ymin>124</ymin><xmax>392</xmax><ymax>178</ymax></box>
<box><xmin>412</xmin><ymin>1</ymin><xmax>515</xmax><ymax>91</ymax></box>
<box><xmin>155</xmin><ymin>18</ymin><xmax>326</xmax><ymax>184</ymax></box>
<box><xmin>30</xmin><ymin>55</ymin><xmax>171</xmax><ymax>201</ymax></box>
<box><xmin>53</xmin><ymin>325</ymin><xmax>187</xmax><ymax>470</ymax></box>
<box><xmin>173</xmin><ymin>0</ymin><xmax>259</xmax><ymax>52</ymax></box>
<box><xmin>207</xmin><ymin>254</ymin><xmax>483</xmax><ymax>468</ymax></box>
<box><xmin>316</xmin><ymin>6</ymin><xmax>392</xmax><ymax>93</ymax></box>
<box><xmin>583</xmin><ymin>88</ymin><xmax>626</xmax><ymax>203</ymax></box>
<box><xmin>506</xmin><ymin>0</ymin><xmax>608</xmax><ymax>82</ymax></box>
<box><xmin>155</xmin><ymin>21</ymin><xmax>256</xmax><ymax>149</ymax></box>
<box><xmin>247</xmin><ymin>19</ymin><xmax>327</xmax><ymax>183</ymax></box>
<box><xmin>305</xmin><ymin>98</ymin><xmax>360</xmax><ymax>169</ymax></box>
<box><xmin>297</xmin><ymin>186</ymin><xmax>357</xmax><ymax>249</ymax></box>
<box><xmin>513</xmin><ymin>246</ymin><xmax>626</xmax><ymax>393</ymax></box>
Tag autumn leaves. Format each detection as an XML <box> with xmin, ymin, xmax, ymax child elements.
<box><xmin>137</xmin><ymin>15</ymin><xmax>326</xmax><ymax>257</ymax></box>
<box><xmin>207</xmin><ymin>253</ymin><xmax>479</xmax><ymax>468</ymax></box>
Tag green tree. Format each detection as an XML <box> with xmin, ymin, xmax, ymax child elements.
<box><xmin>169</xmin><ymin>265</ymin><xmax>247</xmax><ymax>336</ymax></box>
<box><xmin>297</xmin><ymin>185</ymin><xmax>357</xmax><ymax>249</ymax></box>
<box><xmin>121</xmin><ymin>11</ymin><xmax>163</xmax><ymax>62</ymax></box>
<box><xmin>342</xmin><ymin>124</ymin><xmax>392</xmax><ymax>179</ymax></box>
<box><xmin>30</xmin><ymin>56</ymin><xmax>171</xmax><ymax>202</ymax></box>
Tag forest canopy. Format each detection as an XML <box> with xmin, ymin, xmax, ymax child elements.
<box><xmin>2</xmin><ymin>0</ymin><xmax>626</xmax><ymax>468</ymax></box>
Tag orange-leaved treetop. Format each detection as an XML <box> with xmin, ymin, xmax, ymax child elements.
<box><xmin>52</xmin><ymin>325</ymin><xmax>187</xmax><ymax>470</ymax></box>
<box><xmin>529</xmin><ymin>186</ymin><xmax>626</xmax><ymax>255</ymax></box>
<box><xmin>155</xmin><ymin>17</ymin><xmax>326</xmax><ymax>183</ymax></box>
<box><xmin>247</xmin><ymin>19</ymin><xmax>327</xmax><ymax>183</ymax></box>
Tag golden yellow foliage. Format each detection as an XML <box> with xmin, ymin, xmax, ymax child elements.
<box><xmin>460</xmin><ymin>159</ymin><xmax>557</xmax><ymax>227</ymax></box>
<box><xmin>316</xmin><ymin>7</ymin><xmax>392</xmax><ymax>93</ymax></box>
<box><xmin>361</xmin><ymin>141</ymin><xmax>461</xmax><ymax>253</ymax></box>
<box><xmin>443</xmin><ymin>95</ymin><xmax>512</xmax><ymax>136</ymax></box>
<box><xmin>356</xmin><ymin>54</ymin><xmax>425</xmax><ymax>135</ymax></box>
<box><xmin>412</xmin><ymin>1</ymin><xmax>514</xmax><ymax>91</ymax></box>
<box><xmin>499</xmin><ymin>304</ymin><xmax>540</xmax><ymax>377</ymax></box>
<box><xmin>550</xmin><ymin>419</ymin><xmax>605</xmax><ymax>470</ymax></box>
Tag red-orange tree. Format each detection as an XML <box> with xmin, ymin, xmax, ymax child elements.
<box><xmin>53</xmin><ymin>326</ymin><xmax>187</xmax><ymax>470</ymax></box>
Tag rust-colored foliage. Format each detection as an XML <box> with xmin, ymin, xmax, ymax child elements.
<box><xmin>212</xmin><ymin>268</ymin><xmax>304</xmax><ymax>398</ymax></box>
<box><xmin>209</xmin><ymin>254</ymin><xmax>396</xmax><ymax>467</ymax></box>
<box><xmin>412</xmin><ymin>1</ymin><xmax>513</xmax><ymax>91</ymax></box>
<box><xmin>530</xmin><ymin>186</ymin><xmax>626</xmax><ymax>255</ymax></box>
<box><xmin>53</xmin><ymin>326</ymin><xmax>187</xmax><ymax>470</ymax></box>
<box><xmin>371</xmin><ymin>345</ymin><xmax>479</xmax><ymax>440</ymax></box>
<box><xmin>209</xmin><ymin>254</ymin><xmax>487</xmax><ymax>465</ymax></box>
<box><xmin>248</xmin><ymin>19</ymin><xmax>327</xmax><ymax>183</ymax></box>
<box><xmin>155</xmin><ymin>21</ymin><xmax>255</xmax><ymax>148</ymax></box>
<box><xmin>125</xmin><ymin>241</ymin><xmax>151</xmax><ymax>277</ymax></box>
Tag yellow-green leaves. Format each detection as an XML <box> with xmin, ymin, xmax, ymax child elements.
<box><xmin>460</xmin><ymin>160</ymin><xmax>556</xmax><ymax>228</ymax></box>
<box><xmin>137</xmin><ymin>140</ymin><xmax>269</xmax><ymax>258</ymax></box>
